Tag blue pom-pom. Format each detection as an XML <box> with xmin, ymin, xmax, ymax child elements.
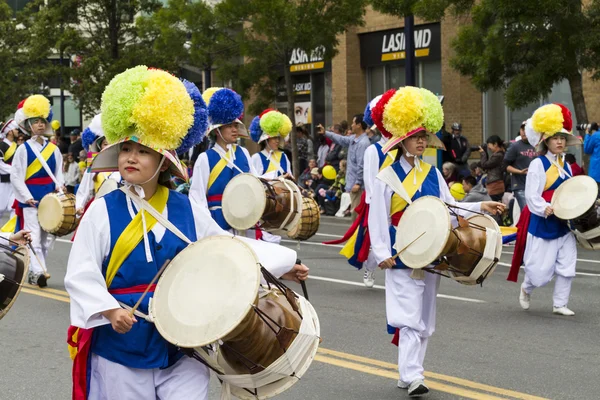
<box><xmin>249</xmin><ymin>116</ymin><xmax>263</xmax><ymax>143</ymax></box>
<box><xmin>82</xmin><ymin>127</ymin><xmax>98</xmax><ymax>151</ymax></box>
<box><xmin>177</xmin><ymin>80</ymin><xmax>209</xmax><ymax>155</ymax></box>
<box><xmin>47</xmin><ymin>108</ymin><xmax>53</xmax><ymax>123</ymax></box>
<box><xmin>207</xmin><ymin>88</ymin><xmax>243</xmax><ymax>125</ymax></box>
<box><xmin>363</xmin><ymin>103</ymin><xmax>373</xmax><ymax>127</ymax></box>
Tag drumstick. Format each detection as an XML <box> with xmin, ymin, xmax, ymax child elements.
<box><xmin>301</xmin><ymin>281</ymin><xmax>309</xmax><ymax>301</ymax></box>
<box><xmin>392</xmin><ymin>231</ymin><xmax>426</xmax><ymax>260</ymax></box>
<box><xmin>27</xmin><ymin>243</ymin><xmax>50</xmax><ymax>278</ymax></box>
<box><xmin>128</xmin><ymin>259</ymin><xmax>170</xmax><ymax>317</ymax></box>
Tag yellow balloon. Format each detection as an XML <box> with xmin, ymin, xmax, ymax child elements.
<box><xmin>323</xmin><ymin>165</ymin><xmax>337</xmax><ymax>180</ymax></box>
<box><xmin>450</xmin><ymin>182</ymin><xmax>465</xmax><ymax>201</ymax></box>
<box><xmin>51</xmin><ymin>120</ymin><xmax>60</xmax><ymax>130</ymax></box>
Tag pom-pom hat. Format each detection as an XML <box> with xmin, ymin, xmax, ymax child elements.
<box><xmin>380</xmin><ymin>86</ymin><xmax>446</xmax><ymax>153</ymax></box>
<box><xmin>525</xmin><ymin>103</ymin><xmax>581</xmax><ymax>149</ymax></box>
<box><xmin>0</xmin><ymin>119</ymin><xmax>18</xmax><ymax>139</ymax></box>
<box><xmin>91</xmin><ymin>66</ymin><xmax>207</xmax><ymax>181</ymax></box>
<box><xmin>249</xmin><ymin>109</ymin><xmax>292</xmax><ymax>143</ymax></box>
<box><xmin>14</xmin><ymin>95</ymin><xmax>54</xmax><ymax>136</ymax></box>
<box><xmin>82</xmin><ymin>114</ymin><xmax>106</xmax><ymax>153</ymax></box>
<box><xmin>202</xmin><ymin>87</ymin><xmax>248</xmax><ymax>138</ymax></box>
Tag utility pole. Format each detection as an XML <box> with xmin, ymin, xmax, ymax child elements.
<box><xmin>404</xmin><ymin>15</ymin><xmax>416</xmax><ymax>86</ymax></box>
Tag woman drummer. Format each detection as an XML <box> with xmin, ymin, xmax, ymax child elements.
<box><xmin>250</xmin><ymin>109</ymin><xmax>293</xmax><ymax>179</ymax></box>
<box><xmin>368</xmin><ymin>87</ymin><xmax>504</xmax><ymax>397</ymax></box>
<box><xmin>64</xmin><ymin>67</ymin><xmax>308</xmax><ymax>400</ymax></box>
<box><xmin>509</xmin><ymin>104</ymin><xmax>581</xmax><ymax>316</ymax></box>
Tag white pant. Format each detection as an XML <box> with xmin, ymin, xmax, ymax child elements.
<box><xmin>385</xmin><ymin>268</ymin><xmax>440</xmax><ymax>383</ymax></box>
<box><xmin>23</xmin><ymin>207</ymin><xmax>54</xmax><ymax>275</ymax></box>
<box><xmin>335</xmin><ymin>193</ymin><xmax>352</xmax><ymax>217</ymax></box>
<box><xmin>0</xmin><ymin>182</ymin><xmax>14</xmax><ymax>219</ymax></box>
<box><xmin>523</xmin><ymin>232</ymin><xmax>576</xmax><ymax>307</ymax></box>
<box><xmin>364</xmin><ymin>250</ymin><xmax>377</xmax><ymax>272</ymax></box>
<box><xmin>88</xmin><ymin>353</ymin><xmax>210</xmax><ymax>400</ymax></box>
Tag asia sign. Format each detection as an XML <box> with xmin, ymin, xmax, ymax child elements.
<box><xmin>288</xmin><ymin>46</ymin><xmax>329</xmax><ymax>73</ymax></box>
<box><xmin>359</xmin><ymin>23</ymin><xmax>441</xmax><ymax>68</ymax></box>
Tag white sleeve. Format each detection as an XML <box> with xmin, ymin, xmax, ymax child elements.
<box><xmin>188</xmin><ymin>153</ymin><xmax>210</xmax><ymax>211</ymax></box>
<box><xmin>10</xmin><ymin>145</ymin><xmax>33</xmax><ymax>203</ymax></box>
<box><xmin>368</xmin><ymin>178</ymin><xmax>393</xmax><ymax>264</ymax></box>
<box><xmin>64</xmin><ymin>199</ymin><xmax>118</xmax><ymax>329</ymax></box>
<box><xmin>0</xmin><ymin>232</ymin><xmax>9</xmax><ymax>240</ymax></box>
<box><xmin>53</xmin><ymin>148</ymin><xmax>64</xmax><ymax>186</ymax></box>
<box><xmin>252</xmin><ymin>153</ymin><xmax>264</xmax><ymax>176</ymax></box>
<box><xmin>436</xmin><ymin>169</ymin><xmax>482</xmax><ymax>217</ymax></box>
<box><xmin>283</xmin><ymin>153</ymin><xmax>292</xmax><ymax>175</ymax></box>
<box><xmin>363</xmin><ymin>145</ymin><xmax>378</xmax><ymax>204</ymax></box>
<box><xmin>191</xmin><ymin>203</ymin><xmax>297</xmax><ymax>278</ymax></box>
<box><xmin>75</xmin><ymin>171</ymin><xmax>94</xmax><ymax>209</ymax></box>
<box><xmin>241</xmin><ymin>147</ymin><xmax>258</xmax><ymax>175</ymax></box>
<box><xmin>525</xmin><ymin>158</ymin><xmax>548</xmax><ymax>217</ymax></box>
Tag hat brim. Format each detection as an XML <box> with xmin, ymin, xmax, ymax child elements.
<box><xmin>381</xmin><ymin>128</ymin><xmax>446</xmax><ymax>154</ymax></box>
<box><xmin>209</xmin><ymin>119</ymin><xmax>249</xmax><ymax>138</ymax></box>
<box><xmin>541</xmin><ymin>131</ymin><xmax>582</xmax><ymax>148</ymax></box>
<box><xmin>19</xmin><ymin>118</ymin><xmax>53</xmax><ymax>137</ymax></box>
<box><xmin>91</xmin><ymin>137</ymin><xmax>188</xmax><ymax>182</ymax></box>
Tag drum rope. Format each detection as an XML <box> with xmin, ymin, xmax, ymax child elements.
<box><xmin>276</xmin><ymin>178</ymin><xmax>299</xmax><ymax>231</ymax></box>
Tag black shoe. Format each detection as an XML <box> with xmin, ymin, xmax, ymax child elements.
<box><xmin>37</xmin><ymin>274</ymin><xmax>48</xmax><ymax>288</ymax></box>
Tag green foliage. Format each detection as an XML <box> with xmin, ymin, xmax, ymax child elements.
<box><xmin>370</xmin><ymin>0</ymin><xmax>475</xmax><ymax>21</ymax></box>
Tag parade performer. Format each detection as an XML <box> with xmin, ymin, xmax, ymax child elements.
<box><xmin>75</xmin><ymin>114</ymin><xmax>121</xmax><ymax>215</ymax></box>
<box><xmin>368</xmin><ymin>87</ymin><xmax>504</xmax><ymax>397</ymax></box>
<box><xmin>321</xmin><ymin>93</ymin><xmax>398</xmax><ymax>288</ymax></box>
<box><xmin>0</xmin><ymin>120</ymin><xmax>19</xmax><ymax>219</ymax></box>
<box><xmin>509</xmin><ymin>104</ymin><xmax>581</xmax><ymax>316</ymax></box>
<box><xmin>250</xmin><ymin>109</ymin><xmax>293</xmax><ymax>179</ymax></box>
<box><xmin>188</xmin><ymin>87</ymin><xmax>256</xmax><ymax>231</ymax></box>
<box><xmin>65</xmin><ymin>66</ymin><xmax>308</xmax><ymax>400</ymax></box>
<box><xmin>10</xmin><ymin>95</ymin><xmax>63</xmax><ymax>287</ymax></box>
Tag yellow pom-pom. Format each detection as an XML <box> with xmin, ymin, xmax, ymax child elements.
<box><xmin>202</xmin><ymin>87</ymin><xmax>222</xmax><ymax>106</ymax></box>
<box><xmin>531</xmin><ymin>104</ymin><xmax>563</xmax><ymax>135</ymax></box>
<box><xmin>382</xmin><ymin>87</ymin><xmax>425</xmax><ymax>138</ymax></box>
<box><xmin>23</xmin><ymin>95</ymin><xmax>50</xmax><ymax>119</ymax></box>
<box><xmin>51</xmin><ymin>120</ymin><xmax>61</xmax><ymax>130</ymax></box>
<box><xmin>279</xmin><ymin>113</ymin><xmax>292</xmax><ymax>137</ymax></box>
<box><xmin>131</xmin><ymin>69</ymin><xmax>194</xmax><ymax>150</ymax></box>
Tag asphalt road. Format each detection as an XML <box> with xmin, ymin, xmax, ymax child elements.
<box><xmin>1</xmin><ymin>214</ymin><xmax>599</xmax><ymax>400</ymax></box>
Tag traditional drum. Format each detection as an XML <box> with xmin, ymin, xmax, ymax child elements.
<box><xmin>287</xmin><ymin>196</ymin><xmax>320</xmax><ymax>241</ymax></box>
<box><xmin>148</xmin><ymin>236</ymin><xmax>320</xmax><ymax>399</ymax></box>
<box><xmin>38</xmin><ymin>192</ymin><xmax>79</xmax><ymax>236</ymax></box>
<box><xmin>552</xmin><ymin>175</ymin><xmax>600</xmax><ymax>250</ymax></box>
<box><xmin>0</xmin><ymin>244</ymin><xmax>29</xmax><ymax>320</ymax></box>
<box><xmin>395</xmin><ymin>196</ymin><xmax>502</xmax><ymax>285</ymax></box>
<box><xmin>222</xmin><ymin>174</ymin><xmax>303</xmax><ymax>235</ymax></box>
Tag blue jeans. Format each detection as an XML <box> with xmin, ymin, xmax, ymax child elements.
<box><xmin>513</xmin><ymin>189</ymin><xmax>526</xmax><ymax>211</ymax></box>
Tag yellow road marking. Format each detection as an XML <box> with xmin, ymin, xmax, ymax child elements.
<box><xmin>20</xmin><ymin>287</ymin><xmax>548</xmax><ymax>400</ymax></box>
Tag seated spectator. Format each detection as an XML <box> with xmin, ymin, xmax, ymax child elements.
<box><xmin>442</xmin><ymin>162</ymin><xmax>458</xmax><ymax>186</ymax></box>
<box><xmin>462</xmin><ymin>175</ymin><xmax>491</xmax><ymax>202</ymax></box>
<box><xmin>299</xmin><ymin>159</ymin><xmax>317</xmax><ymax>189</ymax></box>
<box><xmin>317</xmin><ymin>160</ymin><xmax>347</xmax><ymax>215</ymax></box>
<box><xmin>469</xmin><ymin>162</ymin><xmax>484</xmax><ymax>183</ymax></box>
<box><xmin>565</xmin><ymin>153</ymin><xmax>584</xmax><ymax>176</ymax></box>
<box><xmin>479</xmin><ymin>135</ymin><xmax>506</xmax><ymax>201</ymax></box>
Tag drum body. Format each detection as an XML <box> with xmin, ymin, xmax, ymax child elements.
<box><xmin>287</xmin><ymin>197</ymin><xmax>320</xmax><ymax>241</ymax></box>
<box><xmin>150</xmin><ymin>236</ymin><xmax>320</xmax><ymax>399</ymax></box>
<box><xmin>38</xmin><ymin>193</ymin><xmax>79</xmax><ymax>236</ymax></box>
<box><xmin>395</xmin><ymin>196</ymin><xmax>502</xmax><ymax>285</ymax></box>
<box><xmin>0</xmin><ymin>246</ymin><xmax>30</xmax><ymax>320</ymax></box>
<box><xmin>552</xmin><ymin>175</ymin><xmax>600</xmax><ymax>250</ymax></box>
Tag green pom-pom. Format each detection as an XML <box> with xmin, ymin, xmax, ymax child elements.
<box><xmin>420</xmin><ymin>88</ymin><xmax>444</xmax><ymax>133</ymax></box>
<box><xmin>260</xmin><ymin>111</ymin><xmax>284</xmax><ymax>136</ymax></box>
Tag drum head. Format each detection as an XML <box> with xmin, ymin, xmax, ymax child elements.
<box><xmin>395</xmin><ymin>196</ymin><xmax>451</xmax><ymax>269</ymax></box>
<box><xmin>151</xmin><ymin>236</ymin><xmax>261</xmax><ymax>348</ymax></box>
<box><xmin>552</xmin><ymin>175</ymin><xmax>599</xmax><ymax>220</ymax></box>
<box><xmin>223</xmin><ymin>174</ymin><xmax>267</xmax><ymax>230</ymax></box>
<box><xmin>38</xmin><ymin>194</ymin><xmax>64</xmax><ymax>233</ymax></box>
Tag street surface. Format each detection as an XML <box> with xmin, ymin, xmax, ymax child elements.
<box><xmin>1</xmin><ymin>214</ymin><xmax>599</xmax><ymax>399</ymax></box>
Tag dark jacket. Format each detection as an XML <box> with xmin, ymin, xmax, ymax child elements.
<box><xmin>449</xmin><ymin>134</ymin><xmax>471</xmax><ymax>165</ymax></box>
<box><xmin>325</xmin><ymin>143</ymin><xmax>343</xmax><ymax>170</ymax></box>
<box><xmin>480</xmin><ymin>150</ymin><xmax>505</xmax><ymax>184</ymax></box>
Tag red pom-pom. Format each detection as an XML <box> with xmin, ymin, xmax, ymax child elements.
<box><xmin>371</xmin><ymin>89</ymin><xmax>396</xmax><ymax>138</ymax></box>
<box><xmin>554</xmin><ymin>103</ymin><xmax>572</xmax><ymax>131</ymax></box>
<box><xmin>17</xmin><ymin>99</ymin><xmax>26</xmax><ymax>109</ymax></box>
<box><xmin>259</xmin><ymin>108</ymin><xmax>276</xmax><ymax>118</ymax></box>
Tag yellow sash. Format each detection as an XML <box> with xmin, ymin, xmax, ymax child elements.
<box><xmin>381</xmin><ymin>149</ymin><xmax>397</xmax><ymax>171</ymax></box>
<box><xmin>1</xmin><ymin>216</ymin><xmax>17</xmax><ymax>233</ymax></box>
<box><xmin>390</xmin><ymin>163</ymin><xmax>433</xmax><ymax>215</ymax></box>
<box><xmin>93</xmin><ymin>173</ymin><xmax>107</xmax><ymax>193</ymax></box>
<box><xmin>25</xmin><ymin>142</ymin><xmax>57</xmax><ymax>180</ymax></box>
<box><xmin>207</xmin><ymin>145</ymin><xmax>236</xmax><ymax>190</ymax></box>
<box><xmin>4</xmin><ymin>142</ymin><xmax>16</xmax><ymax>160</ymax></box>
<box><xmin>266</xmin><ymin>151</ymin><xmax>283</xmax><ymax>173</ymax></box>
<box><xmin>105</xmin><ymin>185</ymin><xmax>169</xmax><ymax>288</ymax></box>
<box><xmin>544</xmin><ymin>158</ymin><xmax>564</xmax><ymax>191</ymax></box>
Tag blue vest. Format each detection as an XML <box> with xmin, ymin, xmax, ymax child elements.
<box><xmin>259</xmin><ymin>151</ymin><xmax>288</xmax><ymax>177</ymax></box>
<box><xmin>91</xmin><ymin>189</ymin><xmax>197</xmax><ymax>369</ymax></box>
<box><xmin>19</xmin><ymin>142</ymin><xmax>57</xmax><ymax>207</ymax></box>
<box><xmin>388</xmin><ymin>161</ymin><xmax>440</xmax><ymax>269</ymax></box>
<box><xmin>528</xmin><ymin>156</ymin><xmax>571</xmax><ymax>239</ymax></box>
<box><xmin>375</xmin><ymin>143</ymin><xmax>388</xmax><ymax>169</ymax></box>
<box><xmin>206</xmin><ymin>146</ymin><xmax>250</xmax><ymax>230</ymax></box>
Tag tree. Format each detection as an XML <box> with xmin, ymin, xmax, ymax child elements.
<box><xmin>214</xmin><ymin>0</ymin><xmax>368</xmax><ymax>178</ymax></box>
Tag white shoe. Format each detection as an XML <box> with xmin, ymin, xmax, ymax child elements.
<box><xmin>408</xmin><ymin>379</ymin><xmax>429</xmax><ymax>397</ymax></box>
<box><xmin>363</xmin><ymin>270</ymin><xmax>375</xmax><ymax>288</ymax></box>
<box><xmin>519</xmin><ymin>288</ymin><xmax>530</xmax><ymax>310</ymax></box>
<box><xmin>553</xmin><ymin>306</ymin><xmax>575</xmax><ymax>316</ymax></box>
<box><xmin>397</xmin><ymin>379</ymin><xmax>409</xmax><ymax>389</ymax></box>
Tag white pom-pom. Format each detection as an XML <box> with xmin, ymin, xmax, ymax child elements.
<box><xmin>525</xmin><ymin>118</ymin><xmax>541</xmax><ymax>147</ymax></box>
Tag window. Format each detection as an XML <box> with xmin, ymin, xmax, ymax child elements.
<box><xmin>367</xmin><ymin>66</ymin><xmax>385</xmax><ymax>100</ymax></box>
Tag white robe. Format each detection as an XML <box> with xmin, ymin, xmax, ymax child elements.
<box><xmin>251</xmin><ymin>149</ymin><xmax>292</xmax><ymax>180</ymax></box>
<box><xmin>75</xmin><ymin>171</ymin><xmax>122</xmax><ymax>210</ymax></box>
<box><xmin>0</xmin><ymin>138</ymin><xmax>15</xmax><ymax>218</ymax></box>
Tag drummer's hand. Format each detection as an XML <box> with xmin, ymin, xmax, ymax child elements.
<box><xmin>379</xmin><ymin>258</ymin><xmax>396</xmax><ymax>269</ymax></box>
<box><xmin>282</xmin><ymin>173</ymin><xmax>295</xmax><ymax>181</ymax></box>
<box><xmin>9</xmin><ymin>230</ymin><xmax>31</xmax><ymax>245</ymax></box>
<box><xmin>76</xmin><ymin>208</ymin><xmax>84</xmax><ymax>216</ymax></box>
<box><xmin>56</xmin><ymin>186</ymin><xmax>67</xmax><ymax>193</ymax></box>
<box><xmin>481</xmin><ymin>201</ymin><xmax>505</xmax><ymax>215</ymax></box>
<box><xmin>103</xmin><ymin>308</ymin><xmax>137</xmax><ymax>334</ymax></box>
<box><xmin>281</xmin><ymin>263</ymin><xmax>309</xmax><ymax>283</ymax></box>
<box><xmin>545</xmin><ymin>205</ymin><xmax>554</xmax><ymax>217</ymax></box>
<box><xmin>26</xmin><ymin>199</ymin><xmax>38</xmax><ymax>207</ymax></box>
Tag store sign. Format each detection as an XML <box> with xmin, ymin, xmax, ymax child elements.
<box><xmin>289</xmin><ymin>46</ymin><xmax>328</xmax><ymax>73</ymax></box>
<box><xmin>359</xmin><ymin>23</ymin><xmax>441</xmax><ymax>68</ymax></box>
